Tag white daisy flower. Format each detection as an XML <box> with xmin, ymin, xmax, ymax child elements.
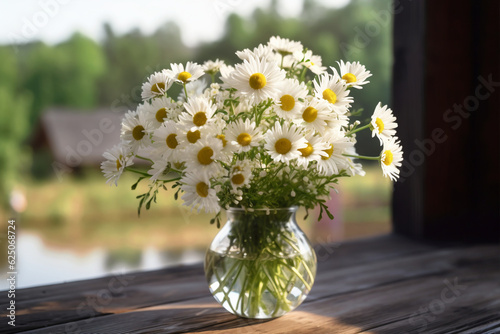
<box><xmin>326</xmin><ymin>109</ymin><xmax>350</xmax><ymax>131</ymax></box>
<box><xmin>203</xmin><ymin>59</ymin><xmax>225</xmax><ymax>76</ymax></box>
<box><xmin>307</xmin><ymin>57</ymin><xmax>327</xmax><ymax>75</ymax></box>
<box><xmin>230</xmin><ymin>160</ymin><xmax>253</xmax><ymax>190</ymax></box>
<box><xmin>219</xmin><ymin>64</ymin><xmax>235</xmax><ymax>79</ymax></box>
<box><xmin>380</xmin><ymin>137</ymin><xmax>403</xmax><ymax>181</ymax></box>
<box><xmin>142</xmin><ymin>96</ymin><xmax>178</xmax><ymax>128</ymax></box>
<box><xmin>280</xmin><ymin>54</ymin><xmax>296</xmax><ymax>69</ymax></box>
<box><xmin>264</xmin><ymin>121</ymin><xmax>307</xmax><ymax>164</ymax></box>
<box><xmin>101</xmin><ymin>143</ymin><xmax>134</xmax><ymax>186</ymax></box>
<box><xmin>370</xmin><ymin>102</ymin><xmax>398</xmax><ymax>145</ymax></box>
<box><xmin>209</xmin><ymin>117</ymin><xmax>236</xmax><ymax>159</ymax></box>
<box><xmin>179</xmin><ymin>96</ymin><xmax>217</xmax><ymax>129</ymax></box>
<box><xmin>293</xmin><ymin>50</ymin><xmax>327</xmax><ymax>75</ymax></box>
<box><xmin>180</xmin><ymin>173</ymin><xmax>220</xmax><ymax>214</ymax></box>
<box><xmin>178</xmin><ymin>127</ymin><xmax>204</xmax><ymax>146</ymax></box>
<box><xmin>343</xmin><ymin>147</ymin><xmax>366</xmax><ymax>177</ymax></box>
<box><xmin>274</xmin><ymin>78</ymin><xmax>308</xmax><ymax>120</ymax></box>
<box><xmin>236</xmin><ymin>44</ymin><xmax>275</xmax><ymax>62</ymax></box>
<box><xmin>148</xmin><ymin>157</ymin><xmax>171</xmax><ymax>182</ymax></box>
<box><xmin>226</xmin><ymin>118</ymin><xmax>263</xmax><ymax>153</ymax></box>
<box><xmin>166</xmin><ymin>62</ymin><xmax>204</xmax><ymax>84</ymax></box>
<box><xmin>295</xmin><ymin>133</ymin><xmax>329</xmax><ymax>168</ymax></box>
<box><xmin>268</xmin><ymin>36</ymin><xmax>303</xmax><ymax>55</ymax></box>
<box><xmin>141</xmin><ymin>70</ymin><xmax>172</xmax><ymax>101</ymax></box>
<box><xmin>121</xmin><ymin>110</ymin><xmax>154</xmax><ymax>152</ymax></box>
<box><xmin>316</xmin><ymin>130</ymin><xmax>354</xmax><ymax>176</ymax></box>
<box><xmin>295</xmin><ymin>97</ymin><xmax>331</xmax><ymax>134</ymax></box>
<box><xmin>313</xmin><ymin>73</ymin><xmax>353</xmax><ymax>114</ymax></box>
<box><xmin>221</xmin><ymin>56</ymin><xmax>286</xmax><ymax>104</ymax></box>
<box><xmin>334</xmin><ymin>60</ymin><xmax>372</xmax><ymax>89</ymax></box>
<box><xmin>184</xmin><ymin>136</ymin><xmax>223</xmax><ymax>177</ymax></box>
<box><xmin>151</xmin><ymin>121</ymin><xmax>182</xmax><ymax>161</ymax></box>
<box><xmin>178</xmin><ymin>79</ymin><xmax>208</xmax><ymax>102</ymax></box>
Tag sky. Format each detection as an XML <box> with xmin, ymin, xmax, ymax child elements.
<box><xmin>0</xmin><ymin>0</ymin><xmax>349</xmax><ymax>47</ymax></box>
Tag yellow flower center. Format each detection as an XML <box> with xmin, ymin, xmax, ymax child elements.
<box><xmin>155</xmin><ymin>108</ymin><xmax>167</xmax><ymax>123</ymax></box>
<box><xmin>322</xmin><ymin>144</ymin><xmax>334</xmax><ymax>160</ymax></box>
<box><xmin>382</xmin><ymin>150</ymin><xmax>393</xmax><ymax>166</ymax></box>
<box><xmin>196</xmin><ymin>182</ymin><xmax>209</xmax><ymax>197</ymax></box>
<box><xmin>132</xmin><ymin>125</ymin><xmax>145</xmax><ymax>140</ymax></box>
<box><xmin>302</xmin><ymin>107</ymin><xmax>318</xmax><ymax>123</ymax></box>
<box><xmin>151</xmin><ymin>82</ymin><xmax>165</xmax><ymax>94</ymax></box>
<box><xmin>275</xmin><ymin>138</ymin><xmax>292</xmax><ymax>155</ymax></box>
<box><xmin>178</xmin><ymin>71</ymin><xmax>192</xmax><ymax>82</ymax></box>
<box><xmin>280</xmin><ymin>94</ymin><xmax>295</xmax><ymax>111</ymax></box>
<box><xmin>323</xmin><ymin>88</ymin><xmax>337</xmax><ymax>104</ymax></box>
<box><xmin>298</xmin><ymin>143</ymin><xmax>314</xmax><ymax>157</ymax></box>
<box><xmin>216</xmin><ymin>134</ymin><xmax>227</xmax><ymax>147</ymax></box>
<box><xmin>193</xmin><ymin>112</ymin><xmax>207</xmax><ymax>127</ymax></box>
<box><xmin>249</xmin><ymin>73</ymin><xmax>267</xmax><ymax>90</ymax></box>
<box><xmin>231</xmin><ymin>174</ymin><xmax>245</xmax><ymax>185</ymax></box>
<box><xmin>116</xmin><ymin>159</ymin><xmax>122</xmax><ymax>171</ymax></box>
<box><xmin>310</xmin><ymin>62</ymin><xmax>315</xmax><ymax>66</ymax></box>
<box><xmin>375</xmin><ymin>117</ymin><xmax>385</xmax><ymax>134</ymax></box>
<box><xmin>166</xmin><ymin>134</ymin><xmax>178</xmax><ymax>149</ymax></box>
<box><xmin>342</xmin><ymin>73</ymin><xmax>357</xmax><ymax>83</ymax></box>
<box><xmin>197</xmin><ymin>147</ymin><xmax>214</xmax><ymax>165</ymax></box>
<box><xmin>237</xmin><ymin>133</ymin><xmax>252</xmax><ymax>146</ymax></box>
<box><xmin>187</xmin><ymin>130</ymin><xmax>201</xmax><ymax>143</ymax></box>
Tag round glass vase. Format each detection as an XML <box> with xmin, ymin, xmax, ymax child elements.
<box><xmin>204</xmin><ymin>207</ymin><xmax>317</xmax><ymax>319</ymax></box>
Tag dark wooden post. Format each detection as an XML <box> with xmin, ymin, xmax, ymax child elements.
<box><xmin>392</xmin><ymin>0</ymin><xmax>500</xmax><ymax>242</ymax></box>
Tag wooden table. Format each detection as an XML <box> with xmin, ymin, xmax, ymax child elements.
<box><xmin>2</xmin><ymin>235</ymin><xmax>500</xmax><ymax>333</ymax></box>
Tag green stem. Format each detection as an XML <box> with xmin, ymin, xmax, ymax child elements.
<box><xmin>347</xmin><ymin>123</ymin><xmax>371</xmax><ymax>136</ymax></box>
<box><xmin>162</xmin><ymin>177</ymin><xmax>182</xmax><ymax>183</ymax></box>
<box><xmin>299</xmin><ymin>66</ymin><xmax>308</xmax><ymax>82</ymax></box>
<box><xmin>135</xmin><ymin>155</ymin><xmax>153</xmax><ymax>163</ymax></box>
<box><xmin>343</xmin><ymin>153</ymin><xmax>381</xmax><ymax>161</ymax></box>
<box><xmin>183</xmin><ymin>83</ymin><xmax>188</xmax><ymax>100</ymax></box>
<box><xmin>125</xmin><ymin>167</ymin><xmax>150</xmax><ymax>177</ymax></box>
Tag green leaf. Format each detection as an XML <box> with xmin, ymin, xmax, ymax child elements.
<box><xmin>131</xmin><ymin>177</ymin><xmax>145</xmax><ymax>190</ymax></box>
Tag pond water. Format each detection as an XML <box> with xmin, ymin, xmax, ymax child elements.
<box><xmin>0</xmin><ymin>232</ymin><xmax>205</xmax><ymax>290</ymax></box>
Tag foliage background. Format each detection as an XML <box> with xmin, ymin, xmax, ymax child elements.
<box><xmin>0</xmin><ymin>0</ymin><xmax>393</xmax><ymax>288</ymax></box>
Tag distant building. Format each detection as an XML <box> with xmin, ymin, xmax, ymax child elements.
<box><xmin>31</xmin><ymin>108</ymin><xmax>124</xmax><ymax>174</ymax></box>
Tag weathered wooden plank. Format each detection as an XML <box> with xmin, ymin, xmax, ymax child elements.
<box><xmin>191</xmin><ymin>252</ymin><xmax>500</xmax><ymax>334</ymax></box>
<box><xmin>0</xmin><ymin>235</ymin><xmax>437</xmax><ymax>333</ymax></box>
<box><xmin>17</xmin><ymin>243</ymin><xmax>499</xmax><ymax>334</ymax></box>
<box><xmin>0</xmin><ymin>265</ymin><xmax>208</xmax><ymax>333</ymax></box>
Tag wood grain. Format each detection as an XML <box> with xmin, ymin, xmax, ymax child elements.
<box><xmin>2</xmin><ymin>235</ymin><xmax>498</xmax><ymax>334</ymax></box>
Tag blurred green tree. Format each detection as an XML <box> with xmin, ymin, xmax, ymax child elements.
<box><xmin>0</xmin><ymin>47</ymin><xmax>32</xmax><ymax>206</ymax></box>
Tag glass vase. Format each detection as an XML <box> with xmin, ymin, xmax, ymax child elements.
<box><xmin>204</xmin><ymin>207</ymin><xmax>317</xmax><ymax>319</ymax></box>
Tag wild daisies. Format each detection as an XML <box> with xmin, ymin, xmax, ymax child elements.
<box><xmin>166</xmin><ymin>62</ymin><xmax>204</xmax><ymax>84</ymax></box>
<box><xmin>334</xmin><ymin>60</ymin><xmax>372</xmax><ymax>89</ymax></box>
<box><xmin>141</xmin><ymin>70</ymin><xmax>172</xmax><ymax>101</ymax></box>
<box><xmin>102</xmin><ymin>35</ymin><xmax>403</xmax><ymax>221</ymax></box>
<box><xmin>221</xmin><ymin>55</ymin><xmax>285</xmax><ymax>104</ymax></box>
<box><xmin>380</xmin><ymin>137</ymin><xmax>404</xmax><ymax>181</ymax></box>
<box><xmin>226</xmin><ymin>119</ymin><xmax>263</xmax><ymax>153</ymax></box>
<box><xmin>274</xmin><ymin>79</ymin><xmax>308</xmax><ymax>120</ymax></box>
<box><xmin>101</xmin><ymin>144</ymin><xmax>134</xmax><ymax>186</ymax></box>
<box><xmin>313</xmin><ymin>72</ymin><xmax>353</xmax><ymax>114</ymax></box>
<box><xmin>264</xmin><ymin>121</ymin><xmax>307</xmax><ymax>164</ymax></box>
<box><xmin>370</xmin><ymin>102</ymin><xmax>398</xmax><ymax>144</ymax></box>
<box><xmin>121</xmin><ymin>110</ymin><xmax>154</xmax><ymax>152</ymax></box>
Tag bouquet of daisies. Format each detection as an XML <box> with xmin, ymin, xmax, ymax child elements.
<box><xmin>101</xmin><ymin>36</ymin><xmax>403</xmax><ymax>225</ymax></box>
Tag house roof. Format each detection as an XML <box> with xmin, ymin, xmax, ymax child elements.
<box><xmin>34</xmin><ymin>108</ymin><xmax>124</xmax><ymax>167</ymax></box>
